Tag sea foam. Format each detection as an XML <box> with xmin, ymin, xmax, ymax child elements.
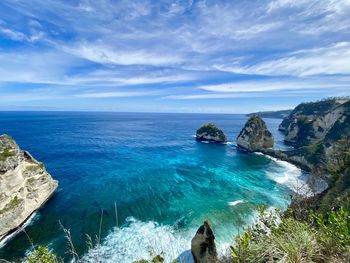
<box><xmin>228</xmin><ymin>200</ymin><xmax>244</xmax><ymax>206</ymax></box>
<box><xmin>82</xmin><ymin>217</ymin><xmax>194</xmax><ymax>263</ymax></box>
<box><xmin>261</xmin><ymin>154</ymin><xmax>312</xmax><ymax>196</ymax></box>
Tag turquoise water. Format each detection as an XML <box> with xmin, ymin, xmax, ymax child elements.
<box><xmin>0</xmin><ymin>112</ymin><xmax>305</xmax><ymax>262</ymax></box>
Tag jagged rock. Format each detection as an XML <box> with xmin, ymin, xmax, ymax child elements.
<box><xmin>191</xmin><ymin>221</ymin><xmax>217</xmax><ymax>263</ymax></box>
<box><xmin>196</xmin><ymin>123</ymin><xmax>227</xmax><ymax>143</ymax></box>
<box><xmin>0</xmin><ymin>134</ymin><xmax>58</xmax><ymax>242</ymax></box>
<box><xmin>237</xmin><ymin>115</ymin><xmax>274</xmax><ymax>151</ymax></box>
<box><xmin>279</xmin><ymin>98</ymin><xmax>349</xmax><ymax>147</ymax></box>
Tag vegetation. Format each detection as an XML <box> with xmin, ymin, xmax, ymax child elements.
<box><xmin>231</xmin><ymin>204</ymin><xmax>350</xmax><ymax>263</ymax></box>
<box><xmin>247</xmin><ymin>109</ymin><xmax>292</xmax><ymax>119</ymax></box>
<box><xmin>26</xmin><ymin>246</ymin><xmax>58</xmax><ymax>263</ymax></box>
<box><xmin>0</xmin><ymin>148</ymin><xmax>15</xmax><ymax>161</ymax></box>
<box><xmin>196</xmin><ymin>123</ymin><xmax>227</xmax><ymax>142</ymax></box>
<box><xmin>0</xmin><ymin>196</ymin><xmax>22</xmax><ymax>216</ymax></box>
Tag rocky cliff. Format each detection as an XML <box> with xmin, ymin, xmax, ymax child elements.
<box><xmin>0</xmin><ymin>135</ymin><xmax>58</xmax><ymax>242</ymax></box>
<box><xmin>191</xmin><ymin>221</ymin><xmax>217</xmax><ymax>263</ymax></box>
<box><xmin>196</xmin><ymin>123</ymin><xmax>227</xmax><ymax>143</ymax></box>
<box><xmin>279</xmin><ymin>98</ymin><xmax>349</xmax><ymax>147</ymax></box>
<box><xmin>237</xmin><ymin>115</ymin><xmax>274</xmax><ymax>151</ymax></box>
<box><xmin>276</xmin><ymin>99</ymin><xmax>350</xmax><ymax>172</ymax></box>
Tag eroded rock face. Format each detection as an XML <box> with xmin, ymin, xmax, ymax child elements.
<box><xmin>279</xmin><ymin>98</ymin><xmax>349</xmax><ymax>147</ymax></box>
<box><xmin>237</xmin><ymin>115</ymin><xmax>274</xmax><ymax>152</ymax></box>
<box><xmin>0</xmin><ymin>135</ymin><xmax>58</xmax><ymax>242</ymax></box>
<box><xmin>196</xmin><ymin>123</ymin><xmax>227</xmax><ymax>143</ymax></box>
<box><xmin>191</xmin><ymin>221</ymin><xmax>217</xmax><ymax>263</ymax></box>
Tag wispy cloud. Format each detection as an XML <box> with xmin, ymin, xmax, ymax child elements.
<box><xmin>214</xmin><ymin>42</ymin><xmax>350</xmax><ymax>76</ymax></box>
<box><xmin>0</xmin><ymin>0</ymin><xmax>350</xmax><ymax>112</ymax></box>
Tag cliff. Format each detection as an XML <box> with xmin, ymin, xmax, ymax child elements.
<box><xmin>237</xmin><ymin>115</ymin><xmax>274</xmax><ymax>151</ymax></box>
<box><xmin>279</xmin><ymin>98</ymin><xmax>349</xmax><ymax>147</ymax></box>
<box><xmin>0</xmin><ymin>135</ymin><xmax>58</xmax><ymax>242</ymax></box>
<box><xmin>274</xmin><ymin>99</ymin><xmax>350</xmax><ymax>172</ymax></box>
<box><xmin>248</xmin><ymin>109</ymin><xmax>292</xmax><ymax>119</ymax></box>
<box><xmin>196</xmin><ymin>123</ymin><xmax>227</xmax><ymax>143</ymax></box>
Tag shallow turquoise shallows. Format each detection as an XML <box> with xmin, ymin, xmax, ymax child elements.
<box><xmin>0</xmin><ymin>112</ymin><xmax>305</xmax><ymax>262</ymax></box>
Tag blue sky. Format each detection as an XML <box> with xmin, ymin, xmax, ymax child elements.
<box><xmin>0</xmin><ymin>0</ymin><xmax>349</xmax><ymax>113</ymax></box>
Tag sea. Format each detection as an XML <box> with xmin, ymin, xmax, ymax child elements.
<box><xmin>0</xmin><ymin>112</ymin><xmax>308</xmax><ymax>262</ymax></box>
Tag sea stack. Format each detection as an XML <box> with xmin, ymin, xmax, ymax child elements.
<box><xmin>191</xmin><ymin>221</ymin><xmax>217</xmax><ymax>263</ymax></box>
<box><xmin>0</xmin><ymin>134</ymin><xmax>58</xmax><ymax>242</ymax></box>
<box><xmin>196</xmin><ymin>123</ymin><xmax>227</xmax><ymax>143</ymax></box>
<box><xmin>237</xmin><ymin>115</ymin><xmax>274</xmax><ymax>151</ymax></box>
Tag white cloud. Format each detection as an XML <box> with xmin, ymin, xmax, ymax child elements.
<box><xmin>215</xmin><ymin>42</ymin><xmax>350</xmax><ymax>76</ymax></box>
<box><xmin>0</xmin><ymin>28</ymin><xmax>27</xmax><ymax>41</ymax></box>
<box><xmin>75</xmin><ymin>91</ymin><xmax>149</xmax><ymax>98</ymax></box>
<box><xmin>61</xmin><ymin>43</ymin><xmax>184</xmax><ymax>66</ymax></box>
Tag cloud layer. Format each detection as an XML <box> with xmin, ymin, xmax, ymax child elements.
<box><xmin>0</xmin><ymin>0</ymin><xmax>349</xmax><ymax>112</ymax></box>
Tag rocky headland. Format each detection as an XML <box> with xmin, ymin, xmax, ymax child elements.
<box><xmin>0</xmin><ymin>134</ymin><xmax>58</xmax><ymax>243</ymax></box>
<box><xmin>237</xmin><ymin>98</ymin><xmax>350</xmax><ymax>208</ymax></box>
<box><xmin>196</xmin><ymin>123</ymin><xmax>227</xmax><ymax>143</ymax></box>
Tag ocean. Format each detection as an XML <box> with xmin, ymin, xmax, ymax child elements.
<box><xmin>0</xmin><ymin>112</ymin><xmax>307</xmax><ymax>262</ymax></box>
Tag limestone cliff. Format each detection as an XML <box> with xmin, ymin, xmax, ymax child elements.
<box><xmin>196</xmin><ymin>123</ymin><xmax>227</xmax><ymax>143</ymax></box>
<box><xmin>0</xmin><ymin>134</ymin><xmax>58</xmax><ymax>242</ymax></box>
<box><xmin>275</xmin><ymin>99</ymin><xmax>350</xmax><ymax>172</ymax></box>
<box><xmin>279</xmin><ymin>98</ymin><xmax>349</xmax><ymax>147</ymax></box>
<box><xmin>237</xmin><ymin>115</ymin><xmax>274</xmax><ymax>151</ymax></box>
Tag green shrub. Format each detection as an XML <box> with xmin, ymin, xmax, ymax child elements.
<box><xmin>26</xmin><ymin>246</ymin><xmax>57</xmax><ymax>263</ymax></box>
<box><xmin>231</xmin><ymin>207</ymin><xmax>322</xmax><ymax>262</ymax></box>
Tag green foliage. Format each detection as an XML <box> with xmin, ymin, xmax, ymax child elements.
<box><xmin>0</xmin><ymin>196</ymin><xmax>22</xmax><ymax>215</ymax></box>
<box><xmin>196</xmin><ymin>123</ymin><xmax>227</xmax><ymax>142</ymax></box>
<box><xmin>231</xmin><ymin>205</ymin><xmax>350</xmax><ymax>262</ymax></box>
<box><xmin>313</xmin><ymin>205</ymin><xmax>350</xmax><ymax>256</ymax></box>
<box><xmin>26</xmin><ymin>246</ymin><xmax>57</xmax><ymax>263</ymax></box>
<box><xmin>0</xmin><ymin>148</ymin><xmax>15</xmax><ymax>161</ymax></box>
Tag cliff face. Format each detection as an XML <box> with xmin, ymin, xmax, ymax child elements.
<box><xmin>0</xmin><ymin>135</ymin><xmax>58</xmax><ymax>242</ymax></box>
<box><xmin>196</xmin><ymin>123</ymin><xmax>227</xmax><ymax>143</ymax></box>
<box><xmin>276</xmin><ymin>99</ymin><xmax>350</xmax><ymax>171</ymax></box>
<box><xmin>237</xmin><ymin>115</ymin><xmax>274</xmax><ymax>151</ymax></box>
<box><xmin>279</xmin><ymin>98</ymin><xmax>349</xmax><ymax>147</ymax></box>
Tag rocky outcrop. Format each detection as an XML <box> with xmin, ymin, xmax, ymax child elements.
<box><xmin>275</xmin><ymin>99</ymin><xmax>350</xmax><ymax>171</ymax></box>
<box><xmin>196</xmin><ymin>123</ymin><xmax>227</xmax><ymax>143</ymax></box>
<box><xmin>279</xmin><ymin>98</ymin><xmax>349</xmax><ymax>147</ymax></box>
<box><xmin>191</xmin><ymin>221</ymin><xmax>217</xmax><ymax>263</ymax></box>
<box><xmin>237</xmin><ymin>115</ymin><xmax>274</xmax><ymax>151</ymax></box>
<box><xmin>0</xmin><ymin>135</ymin><xmax>58</xmax><ymax>242</ymax></box>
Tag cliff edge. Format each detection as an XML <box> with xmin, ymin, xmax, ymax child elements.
<box><xmin>0</xmin><ymin>134</ymin><xmax>58</xmax><ymax>242</ymax></box>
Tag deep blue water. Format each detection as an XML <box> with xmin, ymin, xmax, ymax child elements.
<box><xmin>0</xmin><ymin>112</ymin><xmax>303</xmax><ymax>262</ymax></box>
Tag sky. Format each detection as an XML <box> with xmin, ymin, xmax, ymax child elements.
<box><xmin>0</xmin><ymin>0</ymin><xmax>350</xmax><ymax>113</ymax></box>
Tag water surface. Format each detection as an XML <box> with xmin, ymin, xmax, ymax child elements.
<box><xmin>0</xmin><ymin>112</ymin><xmax>304</xmax><ymax>262</ymax></box>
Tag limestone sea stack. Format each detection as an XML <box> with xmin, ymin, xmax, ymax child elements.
<box><xmin>0</xmin><ymin>134</ymin><xmax>58</xmax><ymax>242</ymax></box>
<box><xmin>237</xmin><ymin>115</ymin><xmax>274</xmax><ymax>151</ymax></box>
<box><xmin>191</xmin><ymin>221</ymin><xmax>217</xmax><ymax>263</ymax></box>
<box><xmin>196</xmin><ymin>123</ymin><xmax>227</xmax><ymax>143</ymax></box>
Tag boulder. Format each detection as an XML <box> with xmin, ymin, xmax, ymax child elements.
<box><xmin>237</xmin><ymin>115</ymin><xmax>274</xmax><ymax>151</ymax></box>
<box><xmin>191</xmin><ymin>221</ymin><xmax>217</xmax><ymax>263</ymax></box>
<box><xmin>196</xmin><ymin>123</ymin><xmax>227</xmax><ymax>143</ymax></box>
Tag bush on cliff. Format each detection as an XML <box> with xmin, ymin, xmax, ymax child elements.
<box><xmin>231</xmin><ymin>204</ymin><xmax>350</xmax><ymax>263</ymax></box>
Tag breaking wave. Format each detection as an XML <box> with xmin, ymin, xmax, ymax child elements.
<box><xmin>82</xmin><ymin>217</ymin><xmax>194</xmax><ymax>263</ymax></box>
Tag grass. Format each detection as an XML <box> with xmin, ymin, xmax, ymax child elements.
<box><xmin>230</xmin><ymin>203</ymin><xmax>350</xmax><ymax>263</ymax></box>
<box><xmin>0</xmin><ymin>148</ymin><xmax>15</xmax><ymax>161</ymax></box>
<box><xmin>0</xmin><ymin>196</ymin><xmax>22</xmax><ymax>216</ymax></box>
